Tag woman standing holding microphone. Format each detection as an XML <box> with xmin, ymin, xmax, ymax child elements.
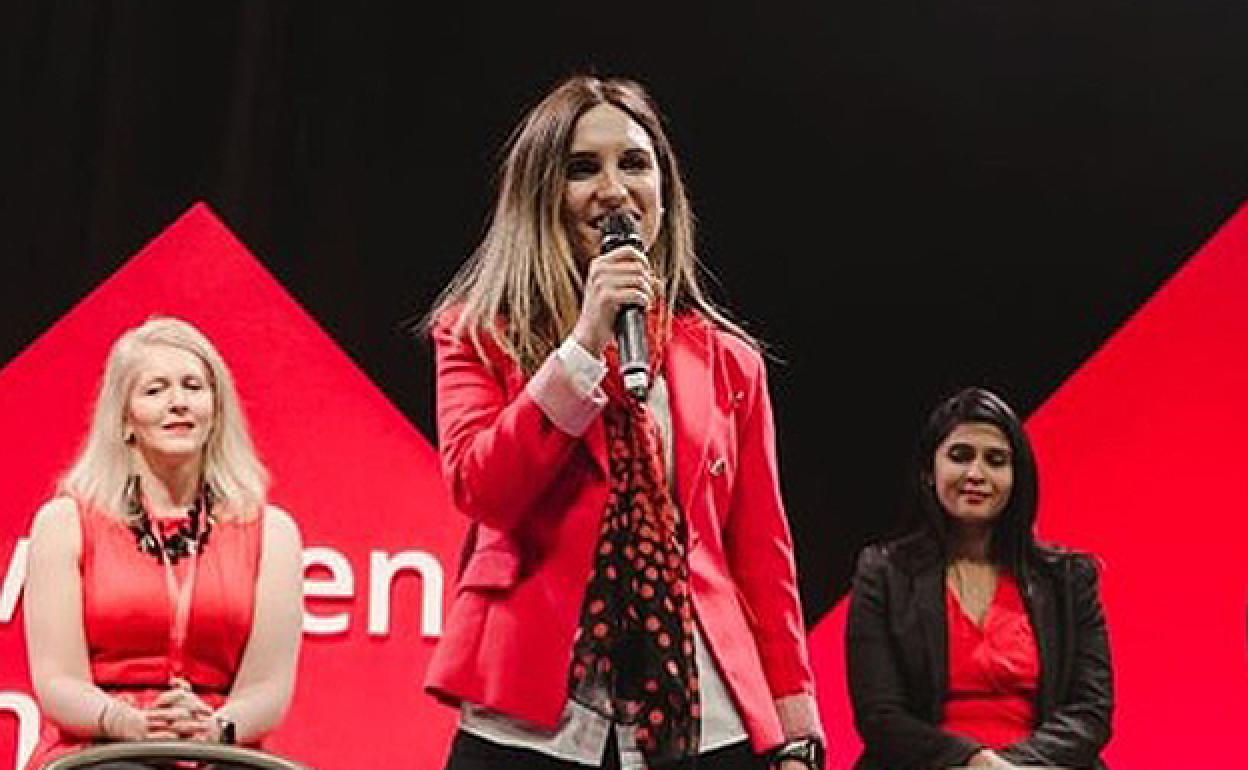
<box><xmin>424</xmin><ymin>75</ymin><xmax>823</xmax><ymax>770</ymax></box>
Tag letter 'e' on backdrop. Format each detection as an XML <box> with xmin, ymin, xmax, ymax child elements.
<box><xmin>0</xmin><ymin>204</ymin><xmax>465</xmax><ymax>770</ymax></box>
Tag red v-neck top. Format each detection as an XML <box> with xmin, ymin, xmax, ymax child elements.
<box><xmin>940</xmin><ymin>572</ymin><xmax>1039</xmax><ymax>748</ymax></box>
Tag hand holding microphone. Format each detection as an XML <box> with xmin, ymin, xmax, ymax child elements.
<box><xmin>572</xmin><ymin>210</ymin><xmax>657</xmax><ymax>399</ymax></box>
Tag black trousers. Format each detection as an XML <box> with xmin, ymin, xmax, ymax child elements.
<box><xmin>444</xmin><ymin>730</ymin><xmax>768</xmax><ymax>770</ymax></box>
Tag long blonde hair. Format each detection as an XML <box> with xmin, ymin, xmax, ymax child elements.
<box><xmin>60</xmin><ymin>317</ymin><xmax>269</xmax><ymax>519</ymax></box>
<box><xmin>426</xmin><ymin>75</ymin><xmax>754</xmax><ymax>372</ymax></box>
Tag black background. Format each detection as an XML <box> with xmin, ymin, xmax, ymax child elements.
<box><xmin>3</xmin><ymin>1</ymin><xmax>1246</xmax><ymax>623</ymax></box>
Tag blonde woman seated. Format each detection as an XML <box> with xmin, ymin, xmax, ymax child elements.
<box><xmin>23</xmin><ymin>317</ymin><xmax>303</xmax><ymax>769</ymax></box>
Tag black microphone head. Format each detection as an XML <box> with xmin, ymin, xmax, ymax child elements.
<box><xmin>600</xmin><ymin>210</ymin><xmax>643</xmax><ymax>254</ymax></box>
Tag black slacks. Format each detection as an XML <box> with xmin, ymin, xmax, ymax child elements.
<box><xmin>444</xmin><ymin>730</ymin><xmax>768</xmax><ymax>770</ymax></box>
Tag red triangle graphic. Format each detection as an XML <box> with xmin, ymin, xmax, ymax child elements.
<box><xmin>808</xmin><ymin>201</ymin><xmax>1248</xmax><ymax>770</ymax></box>
<box><xmin>0</xmin><ymin>203</ymin><xmax>464</xmax><ymax>770</ymax></box>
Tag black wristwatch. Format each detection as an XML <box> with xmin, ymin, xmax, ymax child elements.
<box><xmin>215</xmin><ymin>715</ymin><xmax>237</xmax><ymax>745</ymax></box>
<box><xmin>770</xmin><ymin>736</ymin><xmax>826</xmax><ymax>770</ymax></box>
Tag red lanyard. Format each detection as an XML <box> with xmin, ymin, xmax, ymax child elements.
<box><xmin>156</xmin><ymin>526</ymin><xmax>201</xmax><ymax>683</ymax></box>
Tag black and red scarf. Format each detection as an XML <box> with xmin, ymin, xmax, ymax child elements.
<box><xmin>568</xmin><ymin>312</ymin><xmax>701</xmax><ymax>768</ymax></box>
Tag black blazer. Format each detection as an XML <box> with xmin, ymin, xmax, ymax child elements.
<box><xmin>846</xmin><ymin>535</ymin><xmax>1113</xmax><ymax>770</ymax></box>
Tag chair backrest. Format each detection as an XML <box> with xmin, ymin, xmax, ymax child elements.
<box><xmin>38</xmin><ymin>741</ymin><xmax>313</xmax><ymax>770</ymax></box>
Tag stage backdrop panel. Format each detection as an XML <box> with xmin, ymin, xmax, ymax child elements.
<box><xmin>809</xmin><ymin>203</ymin><xmax>1248</xmax><ymax>770</ymax></box>
<box><xmin>5</xmin><ymin>203</ymin><xmax>1248</xmax><ymax>770</ymax></box>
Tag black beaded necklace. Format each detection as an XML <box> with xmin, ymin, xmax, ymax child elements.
<box><xmin>125</xmin><ymin>475</ymin><xmax>215</xmax><ymax>564</ymax></box>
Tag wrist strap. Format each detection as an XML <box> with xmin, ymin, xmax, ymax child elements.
<box><xmin>214</xmin><ymin>714</ymin><xmax>237</xmax><ymax>745</ymax></box>
<box><xmin>770</xmin><ymin>736</ymin><xmax>826</xmax><ymax>770</ymax></box>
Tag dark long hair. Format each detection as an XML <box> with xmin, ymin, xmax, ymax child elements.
<box><xmin>912</xmin><ymin>387</ymin><xmax>1040</xmax><ymax>574</ymax></box>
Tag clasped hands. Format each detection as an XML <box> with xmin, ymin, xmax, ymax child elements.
<box><xmin>964</xmin><ymin>749</ymin><xmax>1022</xmax><ymax>768</ymax></box>
<box><xmin>100</xmin><ymin>678</ymin><xmax>226</xmax><ymax>743</ymax></box>
<box><xmin>962</xmin><ymin>755</ymin><xmax>1072</xmax><ymax>770</ymax></box>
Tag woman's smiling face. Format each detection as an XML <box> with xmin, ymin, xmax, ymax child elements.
<box><xmin>932</xmin><ymin>421</ymin><xmax>1014</xmax><ymax>527</ymax></box>
<box><xmin>561</xmin><ymin>103</ymin><xmax>663</xmax><ymax>265</ymax></box>
<box><xmin>125</xmin><ymin>344</ymin><xmax>216</xmax><ymax>461</ymax></box>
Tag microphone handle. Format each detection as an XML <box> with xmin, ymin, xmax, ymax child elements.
<box><xmin>615</xmin><ymin>305</ymin><xmax>650</xmax><ymax>399</ymax></box>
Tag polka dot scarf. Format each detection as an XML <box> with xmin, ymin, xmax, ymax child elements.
<box><xmin>568</xmin><ymin>313</ymin><xmax>700</xmax><ymax>768</ymax></box>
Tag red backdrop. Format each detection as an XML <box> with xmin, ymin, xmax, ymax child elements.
<box><xmin>810</xmin><ymin>203</ymin><xmax>1248</xmax><ymax>769</ymax></box>
<box><xmin>0</xmin><ymin>205</ymin><xmax>464</xmax><ymax>770</ymax></box>
<box><xmin>3</xmin><ymin>202</ymin><xmax>1248</xmax><ymax>769</ymax></box>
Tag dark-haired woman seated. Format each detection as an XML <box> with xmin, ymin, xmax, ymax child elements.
<box><xmin>846</xmin><ymin>388</ymin><xmax>1112</xmax><ymax>769</ymax></box>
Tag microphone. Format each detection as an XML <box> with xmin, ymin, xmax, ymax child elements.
<box><xmin>600</xmin><ymin>210</ymin><xmax>650</xmax><ymax>400</ymax></box>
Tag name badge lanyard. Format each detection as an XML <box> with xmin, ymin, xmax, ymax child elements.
<box><xmin>157</xmin><ymin>528</ymin><xmax>202</xmax><ymax>685</ymax></box>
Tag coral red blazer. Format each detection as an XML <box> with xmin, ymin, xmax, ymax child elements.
<box><xmin>424</xmin><ymin>312</ymin><xmax>814</xmax><ymax>752</ymax></box>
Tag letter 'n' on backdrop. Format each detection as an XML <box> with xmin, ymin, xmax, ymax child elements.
<box><xmin>0</xmin><ymin>204</ymin><xmax>465</xmax><ymax>770</ymax></box>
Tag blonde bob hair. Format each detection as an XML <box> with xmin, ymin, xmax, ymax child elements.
<box><xmin>427</xmin><ymin>74</ymin><xmax>753</xmax><ymax>373</ymax></box>
<box><xmin>60</xmin><ymin>316</ymin><xmax>268</xmax><ymax>520</ymax></box>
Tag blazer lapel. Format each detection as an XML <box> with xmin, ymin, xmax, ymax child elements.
<box><xmin>914</xmin><ymin>560</ymin><xmax>950</xmax><ymax>720</ymax></box>
<box><xmin>1022</xmin><ymin>562</ymin><xmax>1060</xmax><ymax>718</ymax></box>
<box><xmin>664</xmin><ymin>317</ymin><xmax>715</xmax><ymax>538</ymax></box>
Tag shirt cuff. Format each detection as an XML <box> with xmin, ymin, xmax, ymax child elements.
<box><xmin>556</xmin><ymin>335</ymin><xmax>607</xmax><ymax>395</ymax></box>
<box><xmin>525</xmin><ymin>340</ymin><xmax>608</xmax><ymax>437</ymax></box>
<box><xmin>774</xmin><ymin>692</ymin><xmax>824</xmax><ymax>743</ymax></box>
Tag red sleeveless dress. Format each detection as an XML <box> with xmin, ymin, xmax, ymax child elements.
<box><xmin>25</xmin><ymin>500</ymin><xmax>263</xmax><ymax>770</ymax></box>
